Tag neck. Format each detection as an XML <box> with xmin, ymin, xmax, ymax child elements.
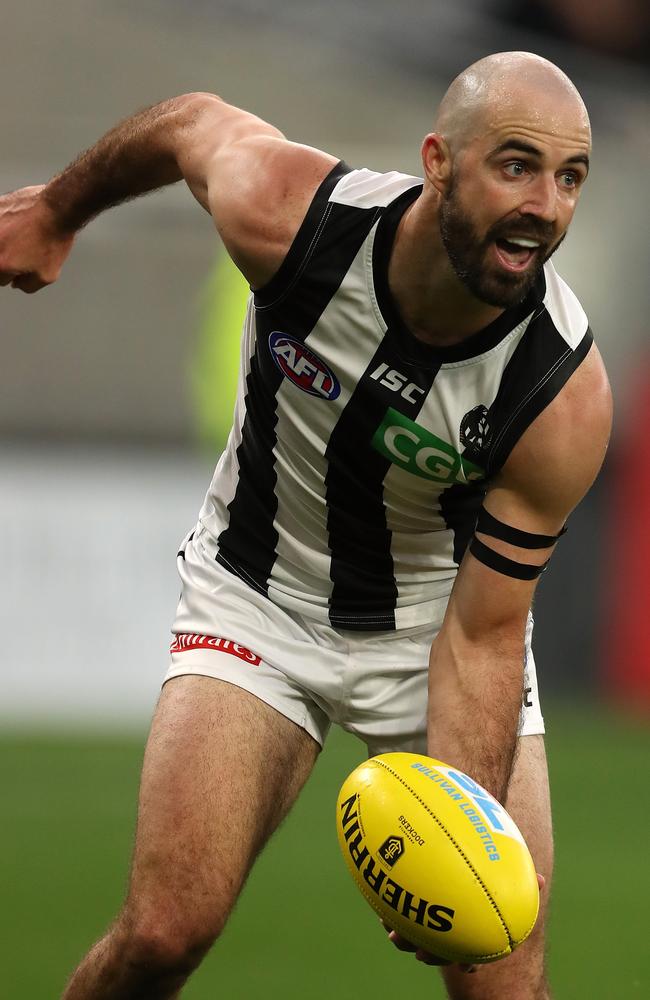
<box><xmin>388</xmin><ymin>191</ymin><xmax>504</xmax><ymax>347</ymax></box>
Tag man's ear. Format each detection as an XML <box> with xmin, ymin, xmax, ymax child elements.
<box><xmin>421</xmin><ymin>133</ymin><xmax>453</xmax><ymax>195</ymax></box>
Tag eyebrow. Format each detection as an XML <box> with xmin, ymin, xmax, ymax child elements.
<box><xmin>491</xmin><ymin>139</ymin><xmax>590</xmax><ymax>173</ymax></box>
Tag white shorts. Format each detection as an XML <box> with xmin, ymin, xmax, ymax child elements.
<box><xmin>165</xmin><ymin>524</ymin><xmax>545</xmax><ymax>755</ymax></box>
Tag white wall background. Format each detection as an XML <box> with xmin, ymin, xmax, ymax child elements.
<box><xmin>2</xmin><ymin>444</ymin><xmax>211</xmax><ymax>728</ymax></box>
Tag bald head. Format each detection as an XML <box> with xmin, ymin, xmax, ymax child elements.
<box><xmin>435</xmin><ymin>52</ymin><xmax>590</xmax><ymax>155</ymax></box>
<box><xmin>421</xmin><ymin>53</ymin><xmax>592</xmax><ymax>310</ymax></box>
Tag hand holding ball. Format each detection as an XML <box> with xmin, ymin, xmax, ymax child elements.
<box><xmin>336</xmin><ymin>753</ymin><xmax>539</xmax><ymax>965</ymax></box>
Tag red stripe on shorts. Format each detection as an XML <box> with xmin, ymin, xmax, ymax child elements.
<box><xmin>170</xmin><ymin>633</ymin><xmax>261</xmax><ymax>665</ymax></box>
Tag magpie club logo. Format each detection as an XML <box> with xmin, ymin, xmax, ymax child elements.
<box><xmin>460</xmin><ymin>405</ymin><xmax>492</xmax><ymax>458</ymax></box>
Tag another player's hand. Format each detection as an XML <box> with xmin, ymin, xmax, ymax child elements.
<box><xmin>0</xmin><ymin>185</ymin><xmax>75</xmax><ymax>293</ymax></box>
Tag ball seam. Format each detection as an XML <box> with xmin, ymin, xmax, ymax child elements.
<box><xmin>372</xmin><ymin>758</ymin><xmax>514</xmax><ymax>951</ymax></box>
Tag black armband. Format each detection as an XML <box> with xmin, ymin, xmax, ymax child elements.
<box><xmin>476</xmin><ymin>507</ymin><xmax>566</xmax><ymax>550</ymax></box>
<box><xmin>469</xmin><ymin>537</ymin><xmax>549</xmax><ymax>581</ymax></box>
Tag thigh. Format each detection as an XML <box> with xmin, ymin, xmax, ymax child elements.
<box><xmin>442</xmin><ymin>734</ymin><xmax>553</xmax><ymax>1000</ymax></box>
<box><xmin>168</xmin><ymin>525</ymin><xmax>335</xmax><ymax>746</ymax></box>
<box><xmin>124</xmin><ymin>675</ymin><xmax>320</xmax><ymax>939</ymax></box>
<box><xmin>354</xmin><ymin>613</ymin><xmax>543</xmax><ymax>757</ymax></box>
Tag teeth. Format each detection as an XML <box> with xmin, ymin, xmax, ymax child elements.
<box><xmin>507</xmin><ymin>238</ymin><xmax>540</xmax><ymax>248</ymax></box>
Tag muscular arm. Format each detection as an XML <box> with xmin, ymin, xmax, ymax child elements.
<box><xmin>427</xmin><ymin>343</ymin><xmax>612</xmax><ymax>803</ymax></box>
<box><xmin>0</xmin><ymin>92</ymin><xmax>338</xmax><ymax>292</ymax></box>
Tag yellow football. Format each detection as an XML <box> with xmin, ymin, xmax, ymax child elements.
<box><xmin>336</xmin><ymin>753</ymin><xmax>539</xmax><ymax>964</ymax></box>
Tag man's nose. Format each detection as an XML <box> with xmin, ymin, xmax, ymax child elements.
<box><xmin>518</xmin><ymin>174</ymin><xmax>558</xmax><ymax>223</ymax></box>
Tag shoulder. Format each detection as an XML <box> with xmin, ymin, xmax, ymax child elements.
<box><xmin>207</xmin><ymin>135</ymin><xmax>342</xmax><ymax>287</ymax></box>
<box><xmin>216</xmin><ymin>153</ymin><xmax>422</xmax><ymax>288</ymax></box>
<box><xmin>539</xmin><ymin>260</ymin><xmax>589</xmax><ymax>349</ymax></box>
<box><xmin>172</xmin><ymin>94</ymin><xmax>343</xmax><ymax>286</ymax></box>
<box><xmin>524</xmin><ymin>262</ymin><xmax>612</xmax><ymax>515</ymax></box>
<box><xmin>492</xmin><ymin>338</ymin><xmax>612</xmax><ymax>530</ymax></box>
<box><xmin>484</xmin><ymin>261</ymin><xmax>597</xmax><ymax>475</ymax></box>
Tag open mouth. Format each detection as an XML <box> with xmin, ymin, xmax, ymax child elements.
<box><xmin>493</xmin><ymin>237</ymin><xmax>540</xmax><ymax>272</ymax></box>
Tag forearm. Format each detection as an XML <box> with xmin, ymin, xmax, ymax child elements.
<box><xmin>42</xmin><ymin>92</ymin><xmax>218</xmax><ymax>233</ymax></box>
<box><xmin>426</xmin><ymin>626</ymin><xmax>525</xmax><ymax>803</ymax></box>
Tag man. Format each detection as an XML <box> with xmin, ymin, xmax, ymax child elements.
<box><xmin>0</xmin><ymin>51</ymin><xmax>611</xmax><ymax>1000</ymax></box>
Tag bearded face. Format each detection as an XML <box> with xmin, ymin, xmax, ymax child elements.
<box><xmin>438</xmin><ymin>174</ymin><xmax>565</xmax><ymax>309</ymax></box>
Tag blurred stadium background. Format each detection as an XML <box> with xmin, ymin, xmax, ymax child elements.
<box><xmin>2</xmin><ymin>1</ymin><xmax>649</xmax><ymax>996</ymax></box>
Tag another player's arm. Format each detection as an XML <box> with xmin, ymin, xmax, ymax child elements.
<box><xmin>427</xmin><ymin>343</ymin><xmax>612</xmax><ymax>804</ymax></box>
<box><xmin>0</xmin><ymin>92</ymin><xmax>338</xmax><ymax>293</ymax></box>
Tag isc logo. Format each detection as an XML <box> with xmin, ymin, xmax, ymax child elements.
<box><xmin>372</xmin><ymin>407</ymin><xmax>484</xmax><ymax>484</ymax></box>
<box><xmin>370</xmin><ymin>363</ymin><xmax>425</xmax><ymax>404</ymax></box>
<box><xmin>269</xmin><ymin>332</ymin><xmax>341</xmax><ymax>400</ymax></box>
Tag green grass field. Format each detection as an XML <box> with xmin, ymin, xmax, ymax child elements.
<box><xmin>2</xmin><ymin>704</ymin><xmax>648</xmax><ymax>998</ymax></box>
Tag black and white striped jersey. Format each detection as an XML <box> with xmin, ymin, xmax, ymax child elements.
<box><xmin>197</xmin><ymin>162</ymin><xmax>593</xmax><ymax>631</ymax></box>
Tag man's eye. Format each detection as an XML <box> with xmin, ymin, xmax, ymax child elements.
<box><xmin>561</xmin><ymin>171</ymin><xmax>578</xmax><ymax>188</ymax></box>
<box><xmin>504</xmin><ymin>162</ymin><xmax>526</xmax><ymax>177</ymax></box>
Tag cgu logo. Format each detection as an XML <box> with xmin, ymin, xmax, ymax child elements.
<box><xmin>372</xmin><ymin>407</ymin><xmax>484</xmax><ymax>485</ymax></box>
<box><xmin>268</xmin><ymin>332</ymin><xmax>341</xmax><ymax>400</ymax></box>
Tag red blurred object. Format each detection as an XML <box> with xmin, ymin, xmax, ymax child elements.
<box><xmin>606</xmin><ymin>365</ymin><xmax>650</xmax><ymax>709</ymax></box>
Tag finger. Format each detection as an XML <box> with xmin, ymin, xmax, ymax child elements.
<box><xmin>414</xmin><ymin>949</ymin><xmax>451</xmax><ymax>966</ymax></box>
<box><xmin>381</xmin><ymin>920</ymin><xmax>415</xmax><ymax>949</ymax></box>
<box><xmin>388</xmin><ymin>930</ymin><xmax>418</xmax><ymax>953</ymax></box>
<box><xmin>11</xmin><ymin>272</ymin><xmax>47</xmax><ymax>294</ymax></box>
<box><xmin>414</xmin><ymin>950</ymin><xmax>476</xmax><ymax>970</ymax></box>
<box><xmin>537</xmin><ymin>872</ymin><xmax>546</xmax><ymax>891</ymax></box>
<box><xmin>382</xmin><ymin>920</ymin><xmax>459</xmax><ymax>967</ymax></box>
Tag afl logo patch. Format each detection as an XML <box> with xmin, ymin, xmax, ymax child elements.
<box><xmin>269</xmin><ymin>332</ymin><xmax>341</xmax><ymax>400</ymax></box>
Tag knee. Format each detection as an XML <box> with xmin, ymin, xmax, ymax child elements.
<box><xmin>115</xmin><ymin>904</ymin><xmax>226</xmax><ymax>980</ymax></box>
<box><xmin>443</xmin><ymin>952</ymin><xmax>549</xmax><ymax>1000</ymax></box>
